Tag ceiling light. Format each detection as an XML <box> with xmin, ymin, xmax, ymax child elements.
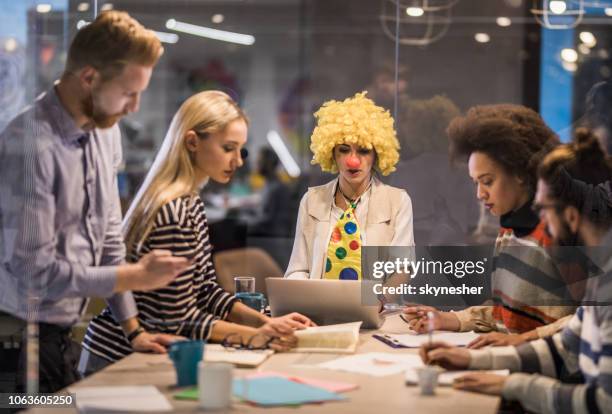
<box><xmin>562</xmin><ymin>61</ymin><xmax>577</xmax><ymax>72</ymax></box>
<box><xmin>4</xmin><ymin>38</ymin><xmax>17</xmax><ymax>52</ymax></box>
<box><xmin>496</xmin><ymin>17</ymin><xmax>512</xmax><ymax>27</ymax></box>
<box><xmin>166</xmin><ymin>19</ymin><xmax>255</xmax><ymax>45</ymax></box>
<box><xmin>101</xmin><ymin>3</ymin><xmax>113</xmax><ymax>11</ymax></box>
<box><xmin>605</xmin><ymin>8</ymin><xmax>612</xmax><ymax>16</ymax></box>
<box><xmin>36</xmin><ymin>4</ymin><xmax>52</xmax><ymax>13</ymax></box>
<box><xmin>267</xmin><ymin>130</ymin><xmax>301</xmax><ymax>178</ymax></box>
<box><xmin>153</xmin><ymin>31</ymin><xmax>179</xmax><ymax>44</ymax></box>
<box><xmin>211</xmin><ymin>14</ymin><xmax>224</xmax><ymax>24</ymax></box>
<box><xmin>578</xmin><ymin>44</ymin><xmax>591</xmax><ymax>55</ymax></box>
<box><xmin>560</xmin><ymin>48</ymin><xmax>578</xmax><ymax>63</ymax></box>
<box><xmin>474</xmin><ymin>33</ymin><xmax>491</xmax><ymax>43</ymax></box>
<box><xmin>549</xmin><ymin>1</ymin><xmax>567</xmax><ymax>14</ymax></box>
<box><xmin>406</xmin><ymin>7</ymin><xmax>424</xmax><ymax>17</ymax></box>
<box><xmin>77</xmin><ymin>2</ymin><xmax>89</xmax><ymax>12</ymax></box>
<box><xmin>579</xmin><ymin>31</ymin><xmax>596</xmax><ymax>48</ymax></box>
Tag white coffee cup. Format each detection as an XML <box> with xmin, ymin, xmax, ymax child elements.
<box><xmin>198</xmin><ymin>361</ymin><xmax>233</xmax><ymax>410</ymax></box>
<box><xmin>416</xmin><ymin>366</ymin><xmax>440</xmax><ymax>395</ymax></box>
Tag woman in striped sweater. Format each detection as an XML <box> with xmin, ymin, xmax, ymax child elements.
<box><xmin>403</xmin><ymin>104</ymin><xmax>577</xmax><ymax>348</ymax></box>
<box><xmin>420</xmin><ymin>143</ymin><xmax>612</xmax><ymax>413</ymax></box>
<box><xmin>79</xmin><ymin>91</ymin><xmax>312</xmax><ymax>374</ymax></box>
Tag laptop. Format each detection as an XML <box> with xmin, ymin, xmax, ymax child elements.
<box><xmin>266</xmin><ymin>279</ymin><xmax>384</xmax><ymax>329</ymax></box>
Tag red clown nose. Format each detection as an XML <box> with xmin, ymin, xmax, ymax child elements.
<box><xmin>346</xmin><ymin>156</ymin><xmax>361</xmax><ymax>169</ymax></box>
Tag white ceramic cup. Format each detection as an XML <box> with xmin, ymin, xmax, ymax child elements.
<box><xmin>198</xmin><ymin>361</ymin><xmax>233</xmax><ymax>410</ymax></box>
<box><xmin>416</xmin><ymin>366</ymin><xmax>440</xmax><ymax>395</ymax></box>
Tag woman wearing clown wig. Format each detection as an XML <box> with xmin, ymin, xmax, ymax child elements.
<box><xmin>285</xmin><ymin>92</ymin><xmax>414</xmax><ymax>280</ymax></box>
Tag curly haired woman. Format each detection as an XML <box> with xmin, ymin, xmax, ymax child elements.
<box><xmin>285</xmin><ymin>92</ymin><xmax>414</xmax><ymax>280</ymax></box>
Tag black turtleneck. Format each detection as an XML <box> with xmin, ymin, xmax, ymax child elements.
<box><xmin>499</xmin><ymin>199</ymin><xmax>540</xmax><ymax>238</ymax></box>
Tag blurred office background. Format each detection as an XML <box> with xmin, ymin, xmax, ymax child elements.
<box><xmin>1</xmin><ymin>0</ymin><xmax>612</xmax><ymax>390</ymax></box>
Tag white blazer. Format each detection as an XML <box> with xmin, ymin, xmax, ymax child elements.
<box><xmin>285</xmin><ymin>178</ymin><xmax>415</xmax><ymax>279</ymax></box>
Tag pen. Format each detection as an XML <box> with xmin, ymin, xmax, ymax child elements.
<box><xmin>427</xmin><ymin>311</ymin><xmax>435</xmax><ymax>348</ymax></box>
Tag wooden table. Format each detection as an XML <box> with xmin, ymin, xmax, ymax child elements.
<box><xmin>27</xmin><ymin>316</ymin><xmax>500</xmax><ymax>413</ymax></box>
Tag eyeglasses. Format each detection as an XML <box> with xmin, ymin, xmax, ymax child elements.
<box><xmin>221</xmin><ymin>333</ymin><xmax>273</xmax><ymax>351</ymax></box>
<box><xmin>532</xmin><ymin>202</ymin><xmax>564</xmax><ymax>215</ymax></box>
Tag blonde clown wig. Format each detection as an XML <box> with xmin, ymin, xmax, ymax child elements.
<box><xmin>310</xmin><ymin>91</ymin><xmax>400</xmax><ymax>176</ymax></box>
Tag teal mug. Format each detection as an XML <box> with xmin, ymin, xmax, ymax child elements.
<box><xmin>168</xmin><ymin>340</ymin><xmax>204</xmax><ymax>387</ymax></box>
<box><xmin>235</xmin><ymin>292</ymin><xmax>267</xmax><ymax>312</ymax></box>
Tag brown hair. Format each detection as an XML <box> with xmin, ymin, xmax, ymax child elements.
<box><xmin>65</xmin><ymin>10</ymin><xmax>163</xmax><ymax>81</ymax></box>
<box><xmin>538</xmin><ymin>128</ymin><xmax>612</xmax><ymax>209</ymax></box>
<box><xmin>448</xmin><ymin>104</ymin><xmax>559</xmax><ymax>196</ymax></box>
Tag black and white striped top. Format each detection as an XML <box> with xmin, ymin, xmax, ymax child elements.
<box><xmin>82</xmin><ymin>195</ymin><xmax>236</xmax><ymax>362</ymax></box>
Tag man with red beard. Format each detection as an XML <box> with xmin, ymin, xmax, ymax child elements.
<box><xmin>0</xmin><ymin>11</ymin><xmax>189</xmax><ymax>392</ymax></box>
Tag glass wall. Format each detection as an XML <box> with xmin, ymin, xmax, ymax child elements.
<box><xmin>0</xmin><ymin>0</ymin><xmax>611</xmax><ymax>391</ymax></box>
<box><xmin>1</xmin><ymin>0</ymin><xmax>611</xmax><ymax>270</ymax></box>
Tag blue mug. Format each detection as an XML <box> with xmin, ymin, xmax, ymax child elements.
<box><xmin>168</xmin><ymin>340</ymin><xmax>204</xmax><ymax>387</ymax></box>
<box><xmin>235</xmin><ymin>292</ymin><xmax>267</xmax><ymax>312</ymax></box>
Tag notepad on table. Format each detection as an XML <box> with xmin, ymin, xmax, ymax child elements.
<box><xmin>291</xmin><ymin>321</ymin><xmax>362</xmax><ymax>353</ymax></box>
<box><xmin>204</xmin><ymin>344</ymin><xmax>274</xmax><ymax>367</ymax></box>
<box><xmin>246</xmin><ymin>371</ymin><xmax>359</xmax><ymax>393</ymax></box>
<box><xmin>381</xmin><ymin>331</ymin><xmax>481</xmax><ymax>348</ymax></box>
<box><xmin>234</xmin><ymin>376</ymin><xmax>346</xmax><ymax>406</ymax></box>
<box><xmin>405</xmin><ymin>369</ymin><xmax>510</xmax><ymax>385</ymax></box>
<box><xmin>73</xmin><ymin>385</ymin><xmax>173</xmax><ymax>412</ymax></box>
<box><xmin>175</xmin><ymin>376</ymin><xmax>346</xmax><ymax>407</ymax></box>
<box><xmin>318</xmin><ymin>352</ymin><xmax>423</xmax><ymax>377</ymax></box>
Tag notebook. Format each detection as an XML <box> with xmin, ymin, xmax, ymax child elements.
<box><xmin>246</xmin><ymin>371</ymin><xmax>359</xmax><ymax>393</ymax></box>
<box><xmin>377</xmin><ymin>331</ymin><xmax>481</xmax><ymax>348</ymax></box>
<box><xmin>291</xmin><ymin>321</ymin><xmax>362</xmax><ymax>353</ymax></box>
<box><xmin>405</xmin><ymin>369</ymin><xmax>510</xmax><ymax>385</ymax></box>
<box><xmin>175</xmin><ymin>376</ymin><xmax>346</xmax><ymax>407</ymax></box>
<box><xmin>318</xmin><ymin>352</ymin><xmax>423</xmax><ymax>377</ymax></box>
<box><xmin>73</xmin><ymin>385</ymin><xmax>173</xmax><ymax>412</ymax></box>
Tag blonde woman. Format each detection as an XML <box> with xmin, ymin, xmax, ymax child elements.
<box><xmin>79</xmin><ymin>91</ymin><xmax>313</xmax><ymax>375</ymax></box>
<box><xmin>285</xmin><ymin>92</ymin><xmax>414</xmax><ymax>280</ymax></box>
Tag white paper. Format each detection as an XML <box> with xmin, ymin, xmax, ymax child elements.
<box><xmin>205</xmin><ymin>344</ymin><xmax>274</xmax><ymax>367</ymax></box>
<box><xmin>388</xmin><ymin>331</ymin><xmax>481</xmax><ymax>348</ymax></box>
<box><xmin>405</xmin><ymin>369</ymin><xmax>510</xmax><ymax>385</ymax></box>
<box><xmin>318</xmin><ymin>352</ymin><xmax>424</xmax><ymax>377</ymax></box>
<box><xmin>72</xmin><ymin>385</ymin><xmax>173</xmax><ymax>412</ymax></box>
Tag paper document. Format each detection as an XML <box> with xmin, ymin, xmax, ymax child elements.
<box><xmin>405</xmin><ymin>369</ymin><xmax>510</xmax><ymax>385</ymax></box>
<box><xmin>318</xmin><ymin>352</ymin><xmax>423</xmax><ymax>377</ymax></box>
<box><xmin>386</xmin><ymin>331</ymin><xmax>481</xmax><ymax>348</ymax></box>
<box><xmin>246</xmin><ymin>371</ymin><xmax>358</xmax><ymax>393</ymax></box>
<box><xmin>72</xmin><ymin>385</ymin><xmax>173</xmax><ymax>412</ymax></box>
<box><xmin>205</xmin><ymin>344</ymin><xmax>274</xmax><ymax>367</ymax></box>
<box><xmin>292</xmin><ymin>322</ymin><xmax>362</xmax><ymax>353</ymax></box>
<box><xmin>233</xmin><ymin>376</ymin><xmax>346</xmax><ymax>406</ymax></box>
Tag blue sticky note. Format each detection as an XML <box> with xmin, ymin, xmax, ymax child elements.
<box><xmin>233</xmin><ymin>376</ymin><xmax>345</xmax><ymax>406</ymax></box>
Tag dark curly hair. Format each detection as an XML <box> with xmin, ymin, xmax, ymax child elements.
<box><xmin>538</xmin><ymin>128</ymin><xmax>612</xmax><ymax>215</ymax></box>
<box><xmin>448</xmin><ymin>104</ymin><xmax>560</xmax><ymax>197</ymax></box>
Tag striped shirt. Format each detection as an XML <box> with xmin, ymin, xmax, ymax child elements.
<box><xmin>82</xmin><ymin>195</ymin><xmax>237</xmax><ymax>362</ymax></box>
<box><xmin>469</xmin><ymin>242</ymin><xmax>612</xmax><ymax>414</ymax></box>
<box><xmin>455</xmin><ymin>202</ymin><xmax>575</xmax><ymax>335</ymax></box>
